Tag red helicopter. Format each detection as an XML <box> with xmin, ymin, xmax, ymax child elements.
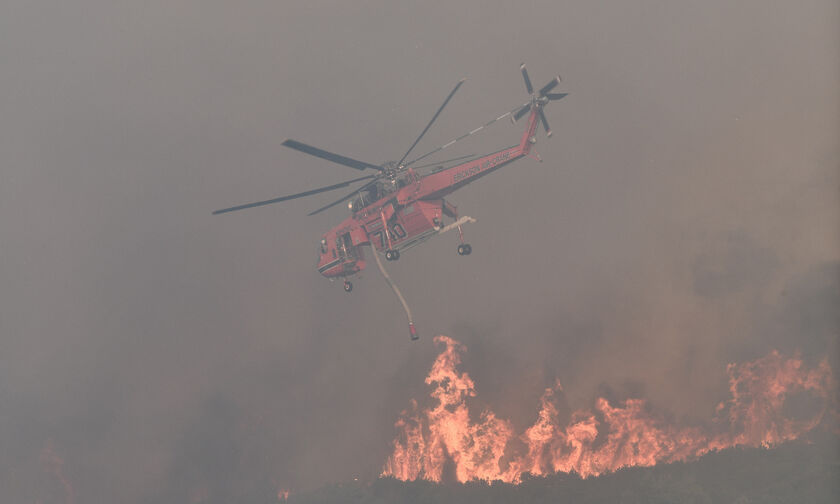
<box><xmin>214</xmin><ymin>65</ymin><xmax>566</xmax><ymax>338</ymax></box>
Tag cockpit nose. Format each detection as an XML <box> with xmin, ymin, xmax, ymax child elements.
<box><xmin>317</xmin><ymin>238</ymin><xmax>329</xmax><ymax>262</ymax></box>
<box><xmin>316</xmin><ymin>237</ymin><xmax>334</xmax><ymax>276</ymax></box>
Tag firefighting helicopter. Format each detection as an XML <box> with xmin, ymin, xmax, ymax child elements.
<box><xmin>214</xmin><ymin>65</ymin><xmax>566</xmax><ymax>337</ymax></box>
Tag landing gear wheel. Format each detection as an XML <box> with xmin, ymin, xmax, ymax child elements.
<box><xmin>462</xmin><ymin>244</ymin><xmax>472</xmax><ymax>255</ymax></box>
<box><xmin>457</xmin><ymin>244</ymin><xmax>465</xmax><ymax>255</ymax></box>
<box><xmin>385</xmin><ymin>249</ymin><xmax>400</xmax><ymax>261</ymax></box>
<box><xmin>343</xmin><ymin>281</ymin><xmax>353</xmax><ymax>293</ymax></box>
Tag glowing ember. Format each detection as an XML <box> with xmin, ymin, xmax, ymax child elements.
<box><xmin>382</xmin><ymin>336</ymin><xmax>834</xmax><ymax>483</ymax></box>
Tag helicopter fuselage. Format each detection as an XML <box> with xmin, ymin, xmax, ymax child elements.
<box><xmin>315</xmin><ymin>104</ymin><xmax>540</xmax><ymax>279</ymax></box>
<box><xmin>213</xmin><ymin>65</ymin><xmax>565</xmax><ymax>337</ymax></box>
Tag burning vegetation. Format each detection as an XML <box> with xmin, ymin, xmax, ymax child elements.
<box><xmin>382</xmin><ymin>336</ymin><xmax>835</xmax><ymax>483</ymax></box>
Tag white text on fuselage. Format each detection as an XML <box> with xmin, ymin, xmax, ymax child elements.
<box><xmin>452</xmin><ymin>151</ymin><xmax>510</xmax><ymax>184</ymax></box>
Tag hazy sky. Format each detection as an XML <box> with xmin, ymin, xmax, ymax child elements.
<box><xmin>1</xmin><ymin>1</ymin><xmax>838</xmax><ymax>502</ymax></box>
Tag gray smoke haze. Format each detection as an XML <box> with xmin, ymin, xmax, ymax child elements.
<box><xmin>0</xmin><ymin>0</ymin><xmax>838</xmax><ymax>502</ymax></box>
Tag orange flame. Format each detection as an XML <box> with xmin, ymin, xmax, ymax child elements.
<box><xmin>382</xmin><ymin>336</ymin><xmax>834</xmax><ymax>483</ymax></box>
<box><xmin>40</xmin><ymin>439</ymin><xmax>75</xmax><ymax>504</ymax></box>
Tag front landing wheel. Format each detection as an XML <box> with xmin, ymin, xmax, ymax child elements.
<box><xmin>343</xmin><ymin>281</ymin><xmax>353</xmax><ymax>293</ymax></box>
<box><xmin>457</xmin><ymin>244</ymin><xmax>472</xmax><ymax>256</ymax></box>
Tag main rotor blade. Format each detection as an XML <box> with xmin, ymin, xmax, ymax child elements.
<box><xmin>405</xmin><ymin>107</ymin><xmax>519</xmax><ymax>167</ymax></box>
<box><xmin>539</xmin><ymin>76</ymin><xmax>561</xmax><ymax>96</ymax></box>
<box><xmin>307</xmin><ymin>178</ymin><xmax>380</xmax><ymax>216</ymax></box>
<box><xmin>212</xmin><ymin>174</ymin><xmax>377</xmax><ymax>215</ymax></box>
<box><xmin>520</xmin><ymin>63</ymin><xmax>534</xmax><ymax>94</ymax></box>
<box><xmin>410</xmin><ymin>154</ymin><xmax>476</xmax><ymax>170</ymax></box>
<box><xmin>545</xmin><ymin>92</ymin><xmax>568</xmax><ymax>101</ymax></box>
<box><xmin>281</xmin><ymin>139</ymin><xmax>382</xmax><ymax>171</ymax></box>
<box><xmin>396</xmin><ymin>78</ymin><xmax>465</xmax><ymax>167</ymax></box>
<box><xmin>538</xmin><ymin>109</ymin><xmax>552</xmax><ymax>137</ymax></box>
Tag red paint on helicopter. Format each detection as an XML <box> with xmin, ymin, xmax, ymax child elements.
<box><xmin>214</xmin><ymin>65</ymin><xmax>567</xmax><ymax>331</ymax></box>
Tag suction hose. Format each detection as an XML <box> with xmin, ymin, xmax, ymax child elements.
<box><xmin>370</xmin><ymin>245</ymin><xmax>418</xmax><ymax>341</ymax></box>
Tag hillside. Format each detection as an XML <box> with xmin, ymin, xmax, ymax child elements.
<box><xmin>288</xmin><ymin>436</ymin><xmax>839</xmax><ymax>504</ymax></box>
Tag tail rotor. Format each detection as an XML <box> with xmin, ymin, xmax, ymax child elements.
<box><xmin>513</xmin><ymin>64</ymin><xmax>567</xmax><ymax>137</ymax></box>
<box><xmin>520</xmin><ymin>63</ymin><xmax>535</xmax><ymax>94</ymax></box>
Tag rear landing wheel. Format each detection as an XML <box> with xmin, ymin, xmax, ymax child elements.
<box><xmin>385</xmin><ymin>249</ymin><xmax>400</xmax><ymax>261</ymax></box>
<box><xmin>343</xmin><ymin>281</ymin><xmax>353</xmax><ymax>293</ymax></box>
<box><xmin>457</xmin><ymin>244</ymin><xmax>472</xmax><ymax>256</ymax></box>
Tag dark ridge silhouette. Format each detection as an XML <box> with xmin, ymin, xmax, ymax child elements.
<box><xmin>288</xmin><ymin>435</ymin><xmax>840</xmax><ymax>504</ymax></box>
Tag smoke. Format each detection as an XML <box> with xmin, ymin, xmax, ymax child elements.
<box><xmin>0</xmin><ymin>0</ymin><xmax>837</xmax><ymax>502</ymax></box>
